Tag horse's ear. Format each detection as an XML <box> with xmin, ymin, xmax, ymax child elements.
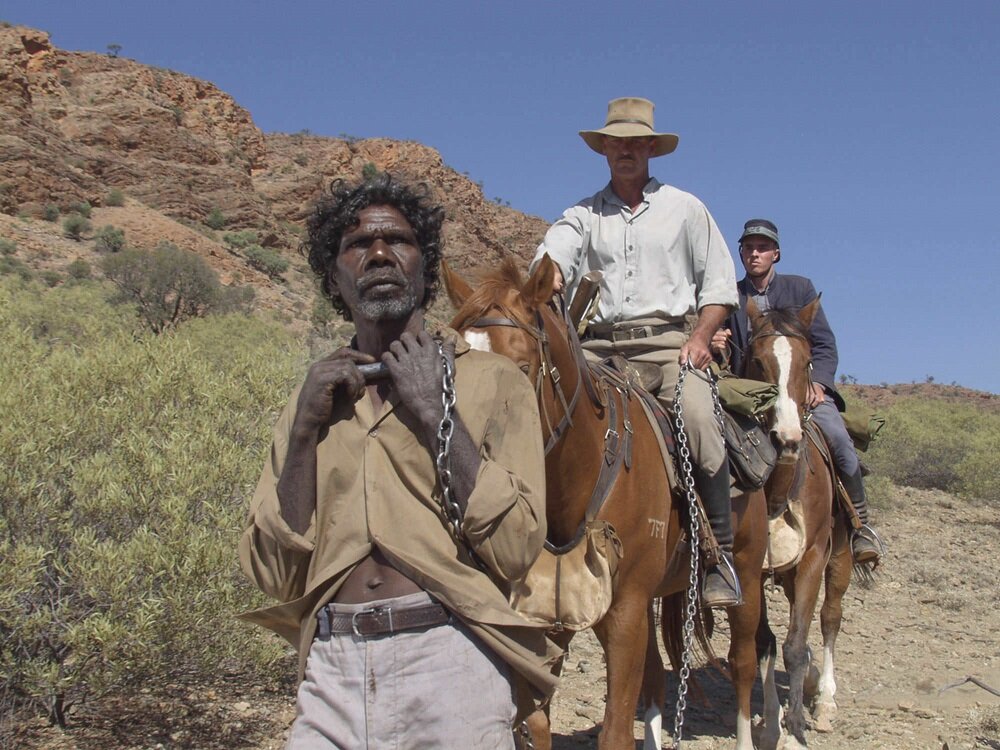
<box><xmin>441</xmin><ymin>260</ymin><xmax>473</xmax><ymax>309</ymax></box>
<box><xmin>746</xmin><ymin>296</ymin><xmax>764</xmax><ymax>329</ymax></box>
<box><xmin>798</xmin><ymin>294</ymin><xmax>822</xmax><ymax>330</ymax></box>
<box><xmin>522</xmin><ymin>254</ymin><xmax>557</xmax><ymax>308</ymax></box>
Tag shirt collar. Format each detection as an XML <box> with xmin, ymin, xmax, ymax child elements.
<box><xmin>601</xmin><ymin>177</ymin><xmax>661</xmax><ymax>208</ymax></box>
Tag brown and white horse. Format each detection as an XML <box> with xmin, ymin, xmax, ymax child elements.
<box><xmin>445</xmin><ymin>256</ymin><xmax>770</xmax><ymax>750</ymax></box>
<box><xmin>746</xmin><ymin>298</ymin><xmax>855</xmax><ymax>749</ymax></box>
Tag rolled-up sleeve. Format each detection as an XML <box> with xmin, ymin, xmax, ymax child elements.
<box><xmin>460</xmin><ymin>364</ymin><xmax>546</xmax><ymax>582</ymax></box>
<box><xmin>689</xmin><ymin>204</ymin><xmax>738</xmax><ymax>311</ymax></box>
<box><xmin>531</xmin><ymin>203</ymin><xmax>590</xmax><ymax>286</ymax></box>
<box><xmin>238</xmin><ymin>402</ymin><xmax>316</xmax><ymax>603</ymax></box>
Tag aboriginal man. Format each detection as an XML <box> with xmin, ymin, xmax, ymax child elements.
<box><xmin>240</xmin><ymin>174</ymin><xmax>558</xmax><ymax>749</ymax></box>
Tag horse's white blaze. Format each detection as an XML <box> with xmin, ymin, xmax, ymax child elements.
<box><xmin>818</xmin><ymin>642</ymin><xmax>837</xmax><ymax>701</ymax></box>
<box><xmin>771</xmin><ymin>336</ymin><xmax>802</xmax><ymax>448</ymax></box>
<box><xmin>463</xmin><ymin>330</ymin><xmax>491</xmax><ymax>352</ymax></box>
<box><xmin>642</xmin><ymin>705</ymin><xmax>662</xmax><ymax>750</ymax></box>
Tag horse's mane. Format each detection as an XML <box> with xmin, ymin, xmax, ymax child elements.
<box><xmin>451</xmin><ymin>257</ymin><xmax>528</xmax><ymax>328</ymax></box>
<box><xmin>756</xmin><ymin>308</ymin><xmax>813</xmax><ymax>344</ymax></box>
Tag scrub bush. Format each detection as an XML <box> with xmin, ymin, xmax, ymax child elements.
<box><xmin>0</xmin><ymin>278</ymin><xmax>302</xmax><ymax>726</ymax></box>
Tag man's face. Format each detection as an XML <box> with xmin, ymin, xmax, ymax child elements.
<box><xmin>331</xmin><ymin>205</ymin><xmax>425</xmax><ymax>322</ymax></box>
<box><xmin>603</xmin><ymin>136</ymin><xmax>654</xmax><ymax>182</ymax></box>
<box><xmin>739</xmin><ymin>236</ymin><xmax>779</xmax><ymax>280</ymax></box>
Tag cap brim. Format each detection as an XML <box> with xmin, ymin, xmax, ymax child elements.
<box><xmin>579</xmin><ymin>127</ymin><xmax>679</xmax><ymax>157</ymax></box>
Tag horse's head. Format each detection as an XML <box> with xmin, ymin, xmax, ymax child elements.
<box><xmin>745</xmin><ymin>297</ymin><xmax>821</xmax><ymax>457</ymax></box>
<box><xmin>443</xmin><ymin>254</ymin><xmax>563</xmax><ymax>385</ymax></box>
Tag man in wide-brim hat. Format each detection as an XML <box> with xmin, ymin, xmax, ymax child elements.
<box><xmin>530</xmin><ymin>96</ymin><xmax>742</xmax><ymax>608</ymax></box>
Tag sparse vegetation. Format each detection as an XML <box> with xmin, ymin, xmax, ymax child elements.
<box><xmin>205</xmin><ymin>207</ymin><xmax>226</xmax><ymax>230</ymax></box>
<box><xmin>362</xmin><ymin>162</ymin><xmax>379</xmax><ymax>180</ymax></box>
<box><xmin>43</xmin><ymin>203</ymin><xmax>60</xmax><ymax>222</ymax></box>
<box><xmin>244</xmin><ymin>245</ymin><xmax>289</xmax><ymax>279</ymax></box>
<box><xmin>72</xmin><ymin>201</ymin><xmax>93</xmax><ymax>219</ymax></box>
<box><xmin>93</xmin><ymin>224</ymin><xmax>126</xmax><ymax>253</ymax></box>
<box><xmin>106</xmin><ymin>43</ymin><xmax>122</xmax><ymax>58</ymax></box>
<box><xmin>100</xmin><ymin>242</ymin><xmax>228</xmax><ymax>333</ymax></box>
<box><xmin>105</xmin><ymin>188</ymin><xmax>125</xmax><ymax>207</ymax></box>
<box><xmin>0</xmin><ymin>238</ymin><xmax>16</xmax><ymax>256</ymax></box>
<box><xmin>39</xmin><ymin>269</ymin><xmax>61</xmax><ymax>287</ymax></box>
<box><xmin>62</xmin><ymin>213</ymin><xmax>92</xmax><ymax>241</ymax></box>
<box><xmin>222</xmin><ymin>229</ymin><xmax>258</xmax><ymax>249</ymax></box>
<box><xmin>66</xmin><ymin>258</ymin><xmax>92</xmax><ymax>279</ymax></box>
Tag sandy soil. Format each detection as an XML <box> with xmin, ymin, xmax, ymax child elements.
<box><xmin>10</xmin><ymin>486</ymin><xmax>1000</xmax><ymax>750</ymax></box>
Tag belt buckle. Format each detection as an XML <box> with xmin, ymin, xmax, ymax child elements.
<box><xmin>352</xmin><ymin>606</ymin><xmax>392</xmax><ymax>637</ymax></box>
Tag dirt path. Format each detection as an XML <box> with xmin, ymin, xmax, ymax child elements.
<box><xmin>13</xmin><ymin>486</ymin><xmax>999</xmax><ymax>749</ymax></box>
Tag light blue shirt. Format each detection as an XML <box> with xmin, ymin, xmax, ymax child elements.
<box><xmin>532</xmin><ymin>178</ymin><xmax>737</xmax><ymax>325</ymax></box>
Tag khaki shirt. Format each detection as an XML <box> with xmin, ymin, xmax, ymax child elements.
<box><xmin>238</xmin><ymin>329</ymin><xmax>560</xmax><ymax>700</ymax></box>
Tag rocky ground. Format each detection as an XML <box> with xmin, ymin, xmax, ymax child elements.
<box><xmin>8</xmin><ymin>486</ymin><xmax>999</xmax><ymax>750</ymax></box>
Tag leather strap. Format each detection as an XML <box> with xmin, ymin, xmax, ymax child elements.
<box><xmin>319</xmin><ymin>602</ymin><xmax>451</xmax><ymax>638</ymax></box>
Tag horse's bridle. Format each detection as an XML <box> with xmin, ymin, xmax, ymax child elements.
<box><xmin>466</xmin><ymin>299</ymin><xmax>596</xmax><ymax>454</ymax></box>
<box><xmin>748</xmin><ymin>329</ymin><xmax>815</xmax><ymax>424</ymax></box>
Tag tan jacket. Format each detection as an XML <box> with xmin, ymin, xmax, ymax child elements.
<box><xmin>238</xmin><ymin>330</ymin><xmax>560</xmax><ymax>701</ymax></box>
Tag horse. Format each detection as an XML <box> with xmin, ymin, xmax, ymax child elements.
<box><xmin>745</xmin><ymin>298</ymin><xmax>855</xmax><ymax>749</ymax></box>
<box><xmin>444</xmin><ymin>255</ymin><xmax>770</xmax><ymax>750</ymax></box>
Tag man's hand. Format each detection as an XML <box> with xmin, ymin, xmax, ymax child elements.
<box><xmin>383</xmin><ymin>331</ymin><xmax>451</xmax><ymax>440</ymax></box>
<box><xmin>808</xmin><ymin>382</ymin><xmax>827</xmax><ymax>409</ymax></box>
<box><xmin>679</xmin><ymin>332</ymin><xmax>714</xmax><ymax>370</ymax></box>
<box><xmin>293</xmin><ymin>348</ymin><xmax>377</xmax><ymax>434</ymax></box>
<box><xmin>710</xmin><ymin>328</ymin><xmax>732</xmax><ymax>355</ymax></box>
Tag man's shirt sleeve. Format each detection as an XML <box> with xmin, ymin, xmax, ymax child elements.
<box><xmin>688</xmin><ymin>203</ymin><xmax>738</xmax><ymax>311</ymax></box>
<box><xmin>530</xmin><ymin>202</ymin><xmax>590</xmax><ymax>287</ymax></box>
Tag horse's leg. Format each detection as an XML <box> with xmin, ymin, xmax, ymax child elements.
<box><xmin>730</xmin><ymin>492</ymin><xmax>768</xmax><ymax>750</ymax></box>
<box><xmin>593</xmin><ymin>592</ymin><xmax>650</xmax><ymax>750</ymax></box>
<box><xmin>756</xmin><ymin>579</ymin><xmax>783</xmax><ymax>750</ymax></box>
<box><xmin>640</xmin><ymin>602</ymin><xmax>666</xmax><ymax>750</ymax></box>
<box><xmin>781</xmin><ymin>546</ymin><xmax>828</xmax><ymax>749</ymax></box>
<box><xmin>813</xmin><ymin>521</ymin><xmax>852</xmax><ymax>733</ymax></box>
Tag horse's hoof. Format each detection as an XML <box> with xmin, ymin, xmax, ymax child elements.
<box><xmin>812</xmin><ymin>700</ymin><xmax>836</xmax><ymax>733</ymax></box>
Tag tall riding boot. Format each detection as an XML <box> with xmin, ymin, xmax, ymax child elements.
<box><xmin>694</xmin><ymin>464</ymin><xmax>743</xmax><ymax>609</ymax></box>
<box><xmin>841</xmin><ymin>467</ymin><xmax>885</xmax><ymax>564</ymax></box>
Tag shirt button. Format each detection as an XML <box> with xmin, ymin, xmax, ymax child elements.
<box><xmin>625</xmin><ymin>296</ymin><xmax>632</xmax><ymax>303</ymax></box>
<box><xmin>369</xmin><ymin>428</ymin><xmax>378</xmax><ymax>438</ymax></box>
<box><xmin>628</xmin><ymin>245</ymin><xmax>633</xmax><ymax>250</ymax></box>
<box><xmin>627</xmin><ymin>271</ymin><xmax>633</xmax><ymax>277</ymax></box>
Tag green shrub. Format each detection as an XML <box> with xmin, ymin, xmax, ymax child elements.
<box><xmin>222</xmin><ymin>229</ymin><xmax>259</xmax><ymax>249</ymax></box>
<box><xmin>0</xmin><ymin>239</ymin><xmax>15</xmax><ymax>256</ymax></box>
<box><xmin>205</xmin><ymin>207</ymin><xmax>226</xmax><ymax>230</ymax></box>
<box><xmin>100</xmin><ymin>242</ymin><xmax>229</xmax><ymax>333</ymax></box>
<box><xmin>93</xmin><ymin>224</ymin><xmax>126</xmax><ymax>253</ymax></box>
<box><xmin>39</xmin><ymin>270</ymin><xmax>61</xmax><ymax>287</ymax></box>
<box><xmin>865</xmin><ymin>397</ymin><xmax>1000</xmax><ymax>503</ymax></box>
<box><xmin>362</xmin><ymin>162</ymin><xmax>379</xmax><ymax>180</ymax></box>
<box><xmin>43</xmin><ymin>204</ymin><xmax>60</xmax><ymax>222</ymax></box>
<box><xmin>105</xmin><ymin>188</ymin><xmax>125</xmax><ymax>207</ymax></box>
<box><xmin>0</xmin><ymin>256</ymin><xmax>32</xmax><ymax>280</ymax></box>
<box><xmin>62</xmin><ymin>213</ymin><xmax>92</xmax><ymax>241</ymax></box>
<box><xmin>66</xmin><ymin>259</ymin><xmax>92</xmax><ymax>280</ymax></box>
<box><xmin>72</xmin><ymin>201</ymin><xmax>93</xmax><ymax>219</ymax></box>
<box><xmin>244</xmin><ymin>245</ymin><xmax>289</xmax><ymax>279</ymax></box>
<box><xmin>0</xmin><ymin>278</ymin><xmax>302</xmax><ymax>725</ymax></box>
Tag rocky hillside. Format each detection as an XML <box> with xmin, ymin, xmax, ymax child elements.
<box><xmin>0</xmin><ymin>23</ymin><xmax>548</xmax><ymax>325</ymax></box>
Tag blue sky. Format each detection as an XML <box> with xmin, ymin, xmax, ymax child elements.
<box><xmin>7</xmin><ymin>1</ymin><xmax>999</xmax><ymax>391</ymax></box>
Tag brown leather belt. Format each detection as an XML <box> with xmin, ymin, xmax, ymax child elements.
<box><xmin>587</xmin><ymin>323</ymin><xmax>680</xmax><ymax>342</ymax></box>
<box><xmin>317</xmin><ymin>602</ymin><xmax>451</xmax><ymax>639</ymax></box>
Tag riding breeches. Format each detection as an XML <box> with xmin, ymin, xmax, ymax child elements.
<box><xmin>809</xmin><ymin>396</ymin><xmax>860</xmax><ymax>476</ymax></box>
<box><xmin>582</xmin><ymin>329</ymin><xmax>727</xmax><ymax>475</ymax></box>
<box><xmin>286</xmin><ymin>592</ymin><xmax>516</xmax><ymax>750</ymax></box>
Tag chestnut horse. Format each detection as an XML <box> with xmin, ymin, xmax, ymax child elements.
<box><xmin>445</xmin><ymin>256</ymin><xmax>770</xmax><ymax>750</ymax></box>
<box><xmin>746</xmin><ymin>299</ymin><xmax>855</xmax><ymax>749</ymax></box>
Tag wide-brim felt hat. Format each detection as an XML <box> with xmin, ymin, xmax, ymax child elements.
<box><xmin>579</xmin><ymin>97</ymin><xmax>679</xmax><ymax>157</ymax></box>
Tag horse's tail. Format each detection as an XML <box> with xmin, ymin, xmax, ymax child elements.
<box><xmin>659</xmin><ymin>592</ymin><xmax>719</xmax><ymax>701</ymax></box>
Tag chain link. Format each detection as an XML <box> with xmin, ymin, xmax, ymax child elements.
<box><xmin>434</xmin><ymin>340</ymin><xmax>462</xmax><ymax>536</ymax></box>
<box><xmin>670</xmin><ymin>361</ymin><xmax>702</xmax><ymax>749</ymax></box>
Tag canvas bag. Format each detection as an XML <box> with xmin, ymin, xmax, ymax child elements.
<box><xmin>508</xmin><ymin>520</ymin><xmax>623</xmax><ymax>631</ymax></box>
<box><xmin>840</xmin><ymin>399</ymin><xmax>886</xmax><ymax>452</ymax></box>
<box><xmin>722</xmin><ymin>408</ymin><xmax>778</xmax><ymax>490</ymax></box>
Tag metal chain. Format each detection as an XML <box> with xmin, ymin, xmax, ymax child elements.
<box><xmin>708</xmin><ymin>369</ymin><xmax>726</xmax><ymax>435</ymax></box>
<box><xmin>434</xmin><ymin>340</ymin><xmax>462</xmax><ymax>535</ymax></box>
<box><xmin>670</xmin><ymin>361</ymin><xmax>703</xmax><ymax>749</ymax></box>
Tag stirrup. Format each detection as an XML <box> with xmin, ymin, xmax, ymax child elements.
<box><xmin>851</xmin><ymin>524</ymin><xmax>885</xmax><ymax>565</ymax></box>
<box><xmin>702</xmin><ymin>553</ymin><xmax>743</xmax><ymax>609</ymax></box>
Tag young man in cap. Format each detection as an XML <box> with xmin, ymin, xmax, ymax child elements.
<box><xmin>713</xmin><ymin>219</ymin><xmax>883</xmax><ymax>564</ymax></box>
<box><xmin>240</xmin><ymin>174</ymin><xmax>558</xmax><ymax>748</ymax></box>
<box><xmin>530</xmin><ymin>97</ymin><xmax>742</xmax><ymax>609</ymax></box>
